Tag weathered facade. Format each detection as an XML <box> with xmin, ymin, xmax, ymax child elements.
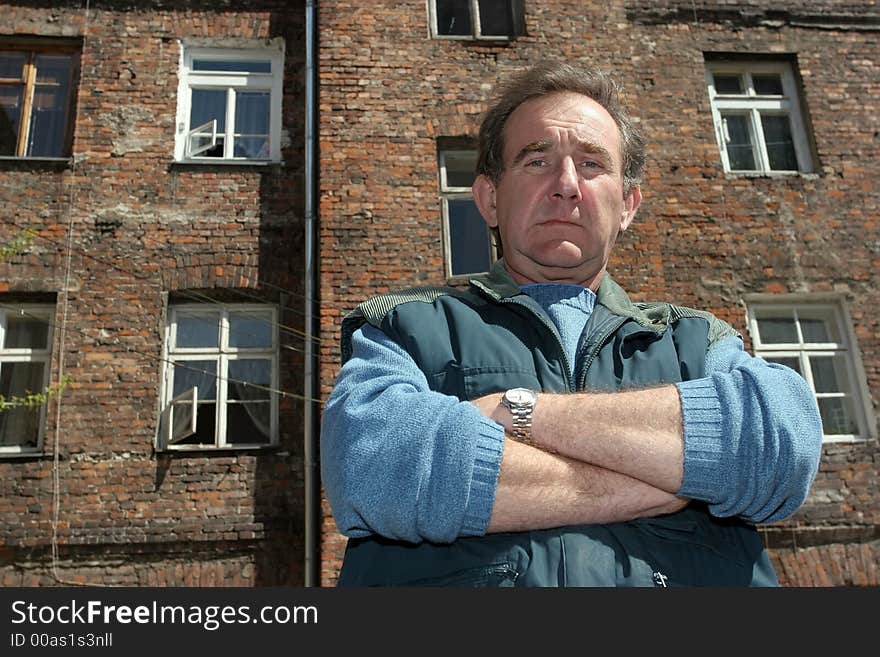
<box><xmin>0</xmin><ymin>1</ymin><xmax>309</xmax><ymax>585</ymax></box>
<box><xmin>1</xmin><ymin>0</ymin><xmax>877</xmax><ymax>588</ymax></box>
<box><xmin>318</xmin><ymin>0</ymin><xmax>880</xmax><ymax>586</ymax></box>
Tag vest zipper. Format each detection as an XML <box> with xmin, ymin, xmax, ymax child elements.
<box><xmin>501</xmin><ymin>297</ymin><xmax>575</xmax><ymax>391</ymax></box>
<box><xmin>577</xmin><ymin>315</ymin><xmax>629</xmax><ymax>390</ymax></box>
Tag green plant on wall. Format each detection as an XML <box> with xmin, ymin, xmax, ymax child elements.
<box><xmin>0</xmin><ymin>374</ymin><xmax>73</xmax><ymax>413</ymax></box>
<box><xmin>0</xmin><ymin>229</ymin><xmax>36</xmax><ymax>260</ymax></box>
<box><xmin>1</xmin><ymin>228</ymin><xmax>72</xmax><ymax>416</ymax></box>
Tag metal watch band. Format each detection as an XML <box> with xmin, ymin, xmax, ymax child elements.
<box><xmin>508</xmin><ymin>407</ymin><xmax>533</xmax><ymax>442</ymax></box>
<box><xmin>501</xmin><ymin>388</ymin><xmax>537</xmax><ymax>443</ymax></box>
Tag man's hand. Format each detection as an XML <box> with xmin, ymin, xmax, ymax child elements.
<box><xmin>471</xmin><ymin>391</ymin><xmax>509</xmax><ymax>427</ymax></box>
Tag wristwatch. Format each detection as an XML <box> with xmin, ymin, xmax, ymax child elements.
<box><xmin>500</xmin><ymin>388</ymin><xmax>538</xmax><ymax>443</ymax></box>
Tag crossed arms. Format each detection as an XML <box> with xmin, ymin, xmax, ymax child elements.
<box><xmin>321</xmin><ymin>324</ymin><xmax>823</xmax><ymax>544</ymax></box>
<box><xmin>471</xmin><ymin>385</ymin><xmax>689</xmax><ymax>533</ymax></box>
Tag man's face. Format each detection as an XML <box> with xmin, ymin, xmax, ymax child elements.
<box><xmin>473</xmin><ymin>91</ymin><xmax>641</xmax><ymax>290</ymax></box>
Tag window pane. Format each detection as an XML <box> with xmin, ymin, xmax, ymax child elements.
<box><xmin>0</xmin><ymin>86</ymin><xmax>23</xmax><ymax>155</ymax></box>
<box><xmin>229</xmin><ymin>312</ymin><xmax>272</xmax><ymax>348</ymax></box>
<box><xmin>226</xmin><ymin>401</ymin><xmax>270</xmax><ymax>444</ymax></box>
<box><xmin>175</xmin><ymin>312</ymin><xmax>219</xmax><ymax>348</ymax></box>
<box><xmin>192</xmin><ymin>59</ymin><xmax>271</xmax><ymax>74</ymax></box>
<box><xmin>0</xmin><ymin>404</ymin><xmax>40</xmax><ymax>447</ymax></box>
<box><xmin>713</xmin><ymin>74</ymin><xmax>743</xmax><ymax>94</ymax></box>
<box><xmin>443</xmin><ymin>151</ymin><xmax>477</xmax><ymax>188</ymax></box>
<box><xmin>3</xmin><ymin>315</ymin><xmax>49</xmax><ymax>349</ymax></box>
<box><xmin>0</xmin><ymin>344</ymin><xmax>46</xmax><ymax>447</ymax></box>
<box><xmin>817</xmin><ymin>397</ymin><xmax>857</xmax><ymax>435</ymax></box>
<box><xmin>34</xmin><ymin>55</ymin><xmax>72</xmax><ymax>85</ymax></box>
<box><xmin>190</xmin><ymin>88</ymin><xmax>227</xmax><ymax>133</ymax></box>
<box><xmin>478</xmin><ymin>0</ymin><xmax>513</xmax><ymax>36</ymax></box>
<box><xmin>233</xmin><ymin>91</ymin><xmax>269</xmax><ymax>158</ymax></box>
<box><xmin>798</xmin><ymin>308</ymin><xmax>840</xmax><ymax>343</ymax></box>
<box><xmin>765</xmin><ymin>356</ymin><xmax>801</xmax><ymax>376</ymax></box>
<box><xmin>27</xmin><ymin>86</ymin><xmax>68</xmax><ymax>157</ymax></box>
<box><xmin>173</xmin><ymin>401</ymin><xmax>216</xmax><ymax>445</ymax></box>
<box><xmin>723</xmin><ymin>114</ymin><xmax>756</xmax><ymax>170</ymax></box>
<box><xmin>448</xmin><ymin>198</ymin><xmax>491</xmax><ymax>275</ymax></box>
<box><xmin>28</xmin><ymin>56</ymin><xmax>73</xmax><ymax>156</ymax></box>
<box><xmin>233</xmin><ymin>136</ymin><xmax>268</xmax><ymax>159</ymax></box>
<box><xmin>761</xmin><ymin>114</ymin><xmax>798</xmax><ymax>171</ymax></box>
<box><xmin>810</xmin><ymin>355</ymin><xmax>850</xmax><ymax>395</ymax></box>
<box><xmin>172</xmin><ymin>361</ymin><xmax>217</xmax><ymax>399</ymax></box>
<box><xmin>0</xmin><ymin>360</ymin><xmax>45</xmax><ymax>397</ymax></box>
<box><xmin>170</xmin><ymin>393</ymin><xmax>196</xmax><ymax>443</ymax></box>
<box><xmin>228</xmin><ymin>359</ymin><xmax>271</xmax><ymax>400</ymax></box>
<box><xmin>189</xmin><ymin>131</ymin><xmax>221</xmax><ymax>157</ymax></box>
<box><xmin>227</xmin><ymin>359</ymin><xmax>271</xmax><ymax>444</ymax></box>
<box><xmin>0</xmin><ymin>53</ymin><xmax>25</xmax><ymax>80</ymax></box>
<box><xmin>235</xmin><ymin>91</ymin><xmax>269</xmax><ymax>135</ymax></box>
<box><xmin>437</xmin><ymin>0</ymin><xmax>472</xmax><ymax>35</ymax></box>
<box><xmin>753</xmin><ymin>74</ymin><xmax>783</xmax><ymax>95</ymax></box>
<box><xmin>0</xmin><ymin>360</ymin><xmax>45</xmax><ymax>446</ymax></box>
<box><xmin>756</xmin><ymin>315</ymin><xmax>797</xmax><ymax>344</ymax></box>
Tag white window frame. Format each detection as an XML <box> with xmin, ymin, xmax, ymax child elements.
<box><xmin>159</xmin><ymin>303</ymin><xmax>279</xmax><ymax>451</ymax></box>
<box><xmin>705</xmin><ymin>60</ymin><xmax>813</xmax><ymax>174</ymax></box>
<box><xmin>439</xmin><ymin>149</ymin><xmax>496</xmax><ymax>278</ymax></box>
<box><xmin>428</xmin><ymin>0</ymin><xmax>521</xmax><ymax>41</ymax></box>
<box><xmin>174</xmin><ymin>41</ymin><xmax>284</xmax><ymax>163</ymax></box>
<box><xmin>746</xmin><ymin>296</ymin><xmax>875</xmax><ymax>443</ymax></box>
<box><xmin>0</xmin><ymin>304</ymin><xmax>54</xmax><ymax>456</ymax></box>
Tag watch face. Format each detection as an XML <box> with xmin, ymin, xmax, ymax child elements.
<box><xmin>505</xmin><ymin>388</ymin><xmax>536</xmax><ymax>405</ymax></box>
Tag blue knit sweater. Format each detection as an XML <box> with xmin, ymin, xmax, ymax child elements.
<box><xmin>321</xmin><ymin>283</ymin><xmax>823</xmax><ymax>544</ymax></box>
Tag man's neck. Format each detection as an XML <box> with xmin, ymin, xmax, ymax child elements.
<box><xmin>504</xmin><ymin>261</ymin><xmax>605</xmax><ymax>292</ymax></box>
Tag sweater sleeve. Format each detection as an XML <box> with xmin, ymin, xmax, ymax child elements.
<box><xmin>675</xmin><ymin>335</ymin><xmax>823</xmax><ymax>523</ymax></box>
<box><xmin>320</xmin><ymin>323</ymin><xmax>506</xmax><ymax>544</ymax></box>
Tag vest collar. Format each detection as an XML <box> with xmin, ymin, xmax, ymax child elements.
<box><xmin>470</xmin><ymin>259</ymin><xmax>669</xmax><ymax>333</ymax></box>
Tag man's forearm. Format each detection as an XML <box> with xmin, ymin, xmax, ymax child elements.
<box><xmin>488</xmin><ymin>437</ymin><xmax>688</xmax><ymax>533</ymax></box>
<box><xmin>475</xmin><ymin>386</ymin><xmax>685</xmax><ymax>494</ymax></box>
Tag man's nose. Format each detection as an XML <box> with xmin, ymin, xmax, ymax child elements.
<box><xmin>552</xmin><ymin>158</ymin><xmax>582</xmax><ymax>201</ymax></box>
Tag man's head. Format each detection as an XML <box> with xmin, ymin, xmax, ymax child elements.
<box><xmin>472</xmin><ymin>61</ymin><xmax>646</xmax><ymax>290</ymax></box>
<box><xmin>476</xmin><ymin>60</ymin><xmax>646</xmax><ymax>194</ymax></box>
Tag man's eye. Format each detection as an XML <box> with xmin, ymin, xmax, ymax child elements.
<box><xmin>581</xmin><ymin>160</ymin><xmax>601</xmax><ymax>169</ymax></box>
<box><xmin>526</xmin><ymin>159</ymin><xmax>547</xmax><ymax>167</ymax></box>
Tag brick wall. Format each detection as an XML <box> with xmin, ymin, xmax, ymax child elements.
<box><xmin>0</xmin><ymin>1</ymin><xmax>308</xmax><ymax>586</ymax></box>
<box><xmin>318</xmin><ymin>1</ymin><xmax>880</xmax><ymax>586</ymax></box>
<box><xmin>1</xmin><ymin>0</ymin><xmax>875</xmax><ymax>589</ymax></box>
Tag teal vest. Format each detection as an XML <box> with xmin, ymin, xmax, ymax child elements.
<box><xmin>336</xmin><ymin>265</ymin><xmax>778</xmax><ymax>587</ymax></box>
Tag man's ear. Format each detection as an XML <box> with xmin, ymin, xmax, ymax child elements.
<box><xmin>472</xmin><ymin>174</ymin><xmax>498</xmax><ymax>228</ymax></box>
<box><xmin>620</xmin><ymin>185</ymin><xmax>642</xmax><ymax>232</ymax></box>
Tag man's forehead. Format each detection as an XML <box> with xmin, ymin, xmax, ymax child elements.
<box><xmin>503</xmin><ymin>93</ymin><xmax>622</xmax><ymax>161</ymax></box>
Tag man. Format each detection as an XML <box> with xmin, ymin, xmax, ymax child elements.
<box><xmin>321</xmin><ymin>61</ymin><xmax>823</xmax><ymax>587</ymax></box>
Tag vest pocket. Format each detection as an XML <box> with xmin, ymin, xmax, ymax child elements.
<box><xmin>622</xmin><ymin>512</ymin><xmax>776</xmax><ymax>586</ymax></box>
<box><xmin>462</xmin><ymin>368</ymin><xmax>541</xmax><ymax>400</ymax></box>
<box><xmin>630</xmin><ymin>515</ymin><xmax>745</xmax><ymax>563</ymax></box>
<box><xmin>428</xmin><ymin>364</ymin><xmax>541</xmax><ymax>400</ymax></box>
<box><xmin>383</xmin><ymin>563</ymin><xmax>519</xmax><ymax>588</ymax></box>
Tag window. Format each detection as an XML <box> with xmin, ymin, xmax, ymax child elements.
<box><xmin>0</xmin><ymin>44</ymin><xmax>79</xmax><ymax>158</ymax></box>
<box><xmin>439</xmin><ymin>149</ymin><xmax>496</xmax><ymax>278</ymax></box>
<box><xmin>430</xmin><ymin>0</ymin><xmax>525</xmax><ymax>40</ymax></box>
<box><xmin>747</xmin><ymin>299</ymin><xmax>874</xmax><ymax>442</ymax></box>
<box><xmin>174</xmin><ymin>42</ymin><xmax>284</xmax><ymax>162</ymax></box>
<box><xmin>160</xmin><ymin>304</ymin><xmax>279</xmax><ymax>450</ymax></box>
<box><xmin>0</xmin><ymin>304</ymin><xmax>54</xmax><ymax>454</ymax></box>
<box><xmin>705</xmin><ymin>58</ymin><xmax>813</xmax><ymax>174</ymax></box>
